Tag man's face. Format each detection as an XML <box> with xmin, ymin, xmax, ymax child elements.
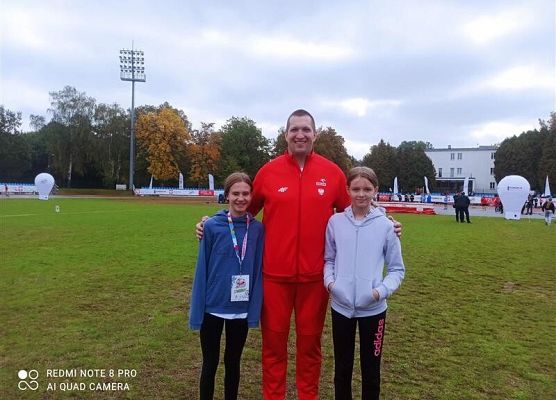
<box><xmin>285</xmin><ymin>115</ymin><xmax>316</xmax><ymax>158</ymax></box>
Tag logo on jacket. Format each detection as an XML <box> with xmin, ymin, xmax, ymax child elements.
<box><xmin>278</xmin><ymin>187</ymin><xmax>288</xmax><ymax>193</ymax></box>
<box><xmin>318</xmin><ymin>188</ymin><xmax>325</xmax><ymax>196</ymax></box>
<box><xmin>316</xmin><ymin>178</ymin><xmax>327</xmax><ymax>187</ymax></box>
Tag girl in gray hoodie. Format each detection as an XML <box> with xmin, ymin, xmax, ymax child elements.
<box><xmin>324</xmin><ymin>166</ymin><xmax>405</xmax><ymax>400</ymax></box>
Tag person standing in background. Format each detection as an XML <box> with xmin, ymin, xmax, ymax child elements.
<box><xmin>541</xmin><ymin>197</ymin><xmax>555</xmax><ymax>225</ymax></box>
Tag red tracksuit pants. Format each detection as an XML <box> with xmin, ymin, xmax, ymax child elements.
<box><xmin>261</xmin><ymin>279</ymin><xmax>329</xmax><ymax>400</ymax></box>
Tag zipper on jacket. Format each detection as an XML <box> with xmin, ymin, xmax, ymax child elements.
<box><xmin>296</xmin><ymin>167</ymin><xmax>303</xmax><ymax>277</ymax></box>
<box><xmin>352</xmin><ymin>226</ymin><xmax>359</xmax><ymax>316</ymax></box>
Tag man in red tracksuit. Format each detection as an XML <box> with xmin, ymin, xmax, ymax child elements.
<box><xmin>248</xmin><ymin>109</ymin><xmax>351</xmax><ymax>399</ymax></box>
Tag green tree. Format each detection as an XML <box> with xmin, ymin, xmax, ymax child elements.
<box><xmin>314</xmin><ymin>127</ymin><xmax>352</xmax><ymax>173</ymax></box>
<box><xmin>42</xmin><ymin>121</ymin><xmax>72</xmax><ymax>184</ymax></box>
<box><xmin>537</xmin><ymin>113</ymin><xmax>556</xmax><ymax>192</ymax></box>
<box><xmin>93</xmin><ymin>103</ymin><xmax>130</xmax><ymax>187</ymax></box>
<box><xmin>0</xmin><ymin>106</ymin><xmax>31</xmax><ymax>181</ymax></box>
<box><xmin>494</xmin><ymin>130</ymin><xmax>544</xmax><ymax>190</ymax></box>
<box><xmin>217</xmin><ymin>117</ymin><xmax>270</xmax><ymax>183</ymax></box>
<box><xmin>271</xmin><ymin>128</ymin><xmax>287</xmax><ymax>157</ymax></box>
<box><xmin>48</xmin><ymin>86</ymin><xmax>96</xmax><ymax>187</ymax></box>
<box><xmin>362</xmin><ymin>139</ymin><xmax>398</xmax><ymax>192</ymax></box>
<box><xmin>0</xmin><ymin>105</ymin><xmax>22</xmax><ymax>135</ymax></box>
<box><xmin>29</xmin><ymin>114</ymin><xmax>46</xmax><ymax>131</ymax></box>
<box><xmin>396</xmin><ymin>141</ymin><xmax>436</xmax><ymax>193</ymax></box>
<box><xmin>22</xmin><ymin>130</ymin><xmax>49</xmax><ymax>181</ymax></box>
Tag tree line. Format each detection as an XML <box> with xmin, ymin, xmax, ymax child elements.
<box><xmin>1</xmin><ymin>86</ymin><xmax>554</xmax><ymax>192</ymax></box>
<box><xmin>494</xmin><ymin>114</ymin><xmax>556</xmax><ymax>192</ymax></box>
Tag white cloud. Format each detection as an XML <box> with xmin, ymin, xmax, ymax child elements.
<box><xmin>322</xmin><ymin>97</ymin><xmax>401</xmax><ymax>117</ymax></box>
<box><xmin>344</xmin><ymin>139</ymin><xmax>372</xmax><ymax>160</ymax></box>
<box><xmin>1</xmin><ymin>8</ymin><xmax>46</xmax><ymax>49</ymax></box>
<box><xmin>1</xmin><ymin>4</ymin><xmax>106</xmax><ymax>59</ymax></box>
<box><xmin>467</xmin><ymin>120</ymin><xmax>538</xmax><ymax>144</ymax></box>
<box><xmin>1</xmin><ymin>79</ymin><xmax>50</xmax><ymax>113</ymax></box>
<box><xmin>462</xmin><ymin>8</ymin><xmax>533</xmax><ymax>45</ymax></box>
<box><xmin>485</xmin><ymin>65</ymin><xmax>555</xmax><ymax>91</ymax></box>
<box><xmin>451</xmin><ymin>64</ymin><xmax>555</xmax><ymax>99</ymax></box>
<box><xmin>257</xmin><ymin>121</ymin><xmax>282</xmax><ymax>139</ymax></box>
<box><xmin>248</xmin><ymin>36</ymin><xmax>354</xmax><ymax>61</ymax></box>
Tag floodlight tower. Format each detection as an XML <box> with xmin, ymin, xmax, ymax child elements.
<box><xmin>119</xmin><ymin>43</ymin><xmax>146</xmax><ymax>191</ymax></box>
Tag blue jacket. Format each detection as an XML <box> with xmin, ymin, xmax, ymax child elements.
<box><xmin>324</xmin><ymin>206</ymin><xmax>405</xmax><ymax>318</ymax></box>
<box><xmin>189</xmin><ymin>210</ymin><xmax>264</xmax><ymax>329</ymax></box>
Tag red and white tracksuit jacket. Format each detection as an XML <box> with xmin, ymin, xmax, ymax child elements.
<box><xmin>249</xmin><ymin>152</ymin><xmax>350</xmax><ymax>399</ymax></box>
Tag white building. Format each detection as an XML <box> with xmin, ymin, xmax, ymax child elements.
<box><xmin>425</xmin><ymin>145</ymin><xmax>498</xmax><ymax>194</ymax></box>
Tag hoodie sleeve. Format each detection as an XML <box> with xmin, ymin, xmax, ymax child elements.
<box><xmin>324</xmin><ymin>218</ymin><xmax>337</xmax><ymax>290</ymax></box>
<box><xmin>376</xmin><ymin>224</ymin><xmax>405</xmax><ymax>300</ymax></box>
<box><xmin>189</xmin><ymin>223</ymin><xmax>214</xmax><ymax>330</ymax></box>
<box><xmin>247</xmin><ymin>224</ymin><xmax>264</xmax><ymax>328</ymax></box>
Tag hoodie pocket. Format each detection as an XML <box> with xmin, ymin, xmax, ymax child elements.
<box><xmin>355</xmin><ymin>278</ymin><xmax>375</xmax><ymax>309</ymax></box>
<box><xmin>330</xmin><ymin>277</ymin><xmax>353</xmax><ymax>309</ymax></box>
<box><xmin>206</xmin><ymin>274</ymin><xmax>228</xmax><ymax>306</ymax></box>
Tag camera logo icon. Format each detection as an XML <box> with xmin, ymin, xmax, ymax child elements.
<box><xmin>18</xmin><ymin>369</ymin><xmax>39</xmax><ymax>391</ymax></box>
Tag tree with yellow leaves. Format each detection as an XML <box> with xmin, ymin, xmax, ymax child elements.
<box><xmin>188</xmin><ymin>122</ymin><xmax>221</xmax><ymax>187</ymax></box>
<box><xmin>135</xmin><ymin>106</ymin><xmax>191</xmax><ymax>181</ymax></box>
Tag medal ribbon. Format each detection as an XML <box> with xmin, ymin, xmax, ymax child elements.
<box><xmin>227</xmin><ymin>211</ymin><xmax>250</xmax><ymax>271</ymax></box>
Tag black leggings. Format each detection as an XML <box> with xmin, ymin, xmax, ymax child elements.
<box><xmin>331</xmin><ymin>308</ymin><xmax>387</xmax><ymax>400</ymax></box>
<box><xmin>199</xmin><ymin>313</ymin><xmax>248</xmax><ymax>400</ymax></box>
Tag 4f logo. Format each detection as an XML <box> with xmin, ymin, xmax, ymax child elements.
<box><xmin>18</xmin><ymin>369</ymin><xmax>39</xmax><ymax>391</ymax></box>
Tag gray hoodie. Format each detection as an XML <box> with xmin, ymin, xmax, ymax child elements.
<box><xmin>324</xmin><ymin>206</ymin><xmax>405</xmax><ymax>318</ymax></box>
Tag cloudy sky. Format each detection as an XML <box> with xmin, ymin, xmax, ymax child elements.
<box><xmin>1</xmin><ymin>0</ymin><xmax>555</xmax><ymax>159</ymax></box>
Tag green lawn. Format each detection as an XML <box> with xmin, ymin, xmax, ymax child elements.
<box><xmin>1</xmin><ymin>198</ymin><xmax>554</xmax><ymax>399</ymax></box>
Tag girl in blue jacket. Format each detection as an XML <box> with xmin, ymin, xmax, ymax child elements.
<box><xmin>324</xmin><ymin>166</ymin><xmax>405</xmax><ymax>400</ymax></box>
<box><xmin>189</xmin><ymin>172</ymin><xmax>264</xmax><ymax>400</ymax></box>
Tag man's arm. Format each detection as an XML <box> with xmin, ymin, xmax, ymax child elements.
<box><xmin>195</xmin><ymin>216</ymin><xmax>209</xmax><ymax>241</ymax></box>
<box><xmin>388</xmin><ymin>216</ymin><xmax>402</xmax><ymax>238</ymax></box>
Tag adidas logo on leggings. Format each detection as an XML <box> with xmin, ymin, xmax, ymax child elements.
<box><xmin>373</xmin><ymin>319</ymin><xmax>385</xmax><ymax>356</ymax></box>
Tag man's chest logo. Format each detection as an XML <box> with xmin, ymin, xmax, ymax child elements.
<box><xmin>316</xmin><ymin>178</ymin><xmax>326</xmax><ymax>196</ymax></box>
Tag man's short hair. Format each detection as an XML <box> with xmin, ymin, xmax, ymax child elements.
<box><xmin>285</xmin><ymin>109</ymin><xmax>316</xmax><ymax>132</ymax></box>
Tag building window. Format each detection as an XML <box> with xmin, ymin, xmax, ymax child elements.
<box><xmin>490</xmin><ymin>182</ymin><xmax>496</xmax><ymax>189</ymax></box>
<box><xmin>438</xmin><ymin>168</ymin><xmax>442</xmax><ymax>177</ymax></box>
<box><xmin>450</xmin><ymin>168</ymin><xmax>454</xmax><ymax>177</ymax></box>
<box><xmin>457</xmin><ymin>153</ymin><xmax>462</xmax><ymax>160</ymax></box>
<box><xmin>450</xmin><ymin>153</ymin><xmax>455</xmax><ymax>160</ymax></box>
<box><xmin>491</xmin><ymin>153</ymin><xmax>495</xmax><ymax>160</ymax></box>
<box><xmin>457</xmin><ymin>168</ymin><xmax>462</xmax><ymax>175</ymax></box>
<box><xmin>490</xmin><ymin>167</ymin><xmax>495</xmax><ymax>175</ymax></box>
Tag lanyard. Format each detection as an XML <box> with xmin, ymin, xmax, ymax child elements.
<box><xmin>227</xmin><ymin>211</ymin><xmax>250</xmax><ymax>270</ymax></box>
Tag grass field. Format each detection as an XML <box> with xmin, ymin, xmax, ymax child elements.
<box><xmin>1</xmin><ymin>198</ymin><xmax>555</xmax><ymax>399</ymax></box>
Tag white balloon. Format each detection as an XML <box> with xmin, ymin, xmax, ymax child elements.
<box><xmin>34</xmin><ymin>173</ymin><xmax>55</xmax><ymax>200</ymax></box>
<box><xmin>497</xmin><ymin>175</ymin><xmax>530</xmax><ymax>220</ymax></box>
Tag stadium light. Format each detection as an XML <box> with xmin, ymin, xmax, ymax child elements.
<box><xmin>119</xmin><ymin>43</ymin><xmax>146</xmax><ymax>191</ymax></box>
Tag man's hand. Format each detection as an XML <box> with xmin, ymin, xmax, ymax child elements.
<box><xmin>195</xmin><ymin>216</ymin><xmax>209</xmax><ymax>241</ymax></box>
<box><xmin>388</xmin><ymin>216</ymin><xmax>402</xmax><ymax>238</ymax></box>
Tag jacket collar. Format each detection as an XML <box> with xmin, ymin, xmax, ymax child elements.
<box><xmin>284</xmin><ymin>150</ymin><xmax>315</xmax><ymax>170</ymax></box>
